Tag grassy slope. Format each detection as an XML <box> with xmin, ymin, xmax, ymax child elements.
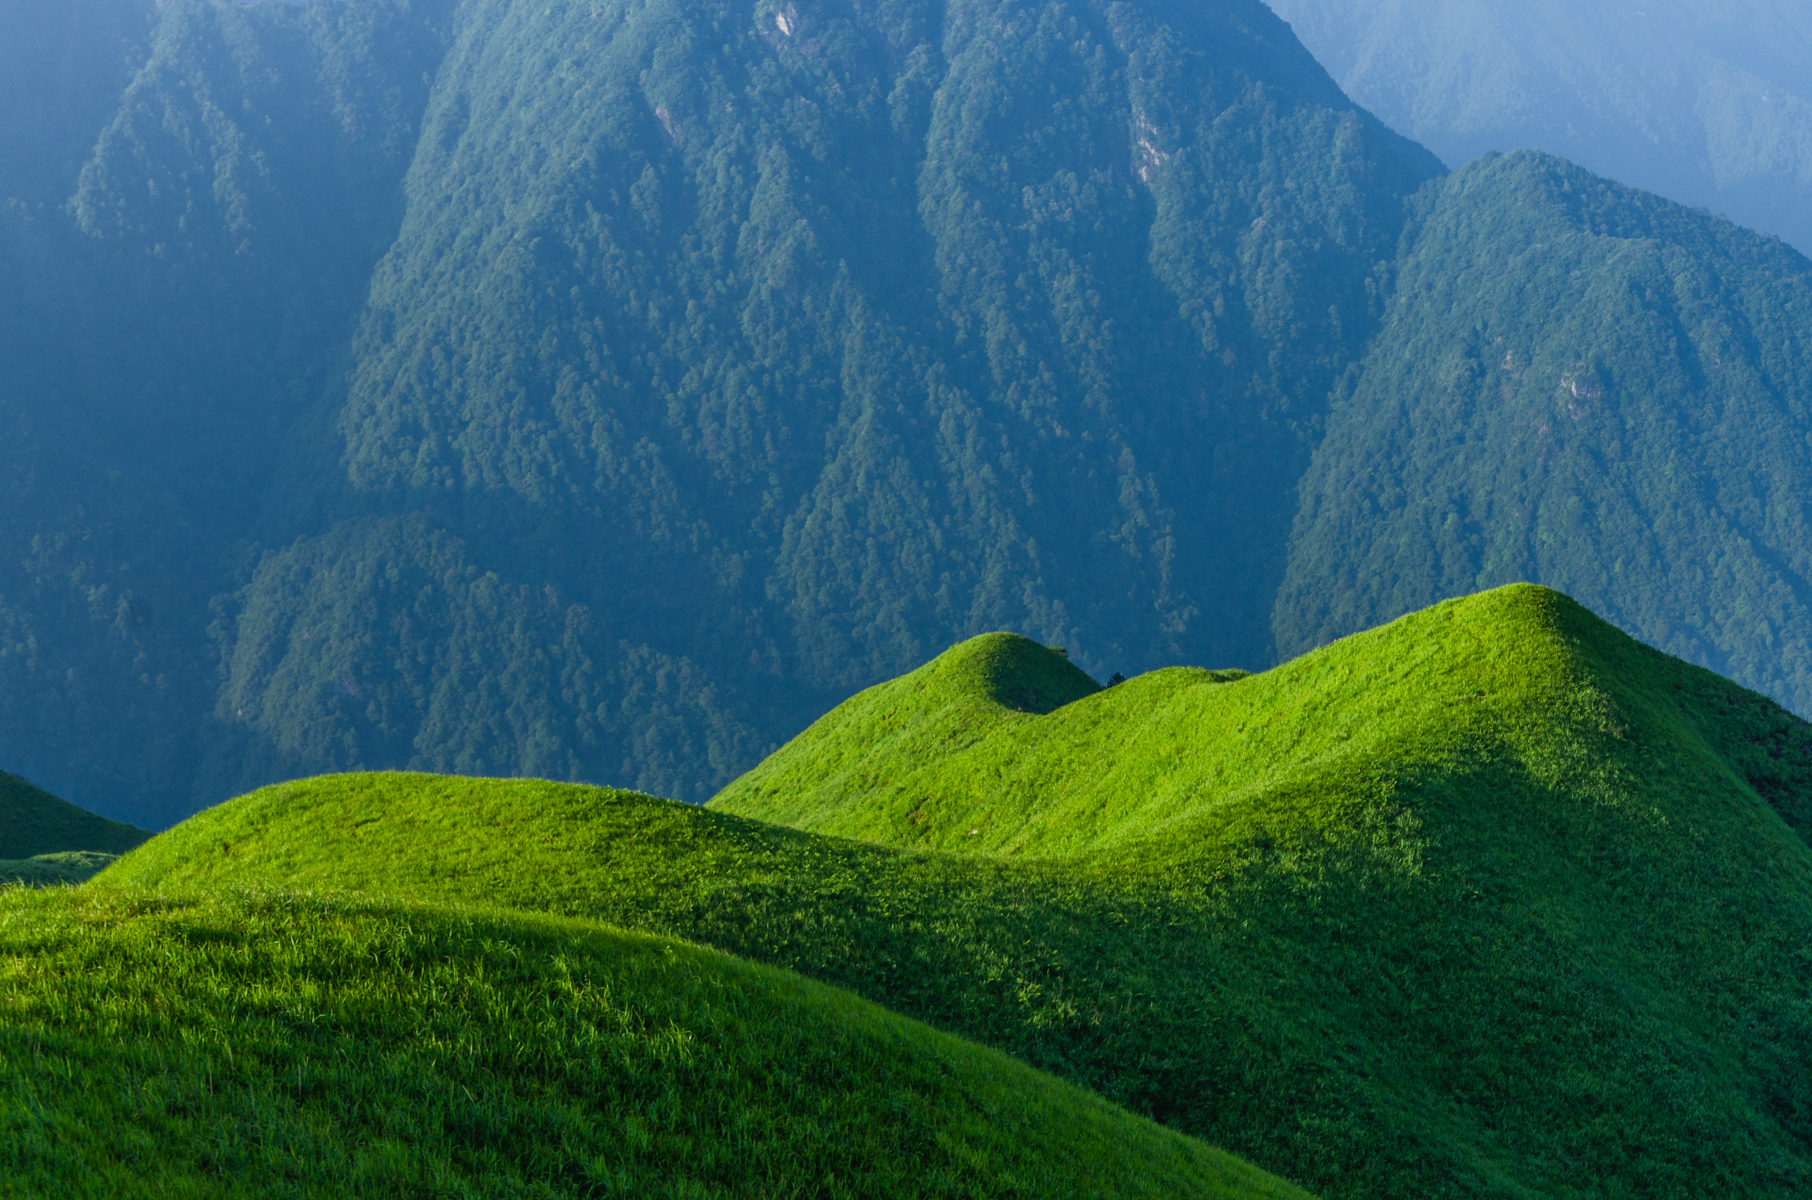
<box><xmin>0</xmin><ymin>888</ymin><xmax>1302</xmax><ymax>1200</ymax></box>
<box><xmin>0</xmin><ymin>851</ymin><xmax>120</xmax><ymax>887</ymax></box>
<box><xmin>106</xmin><ymin>585</ymin><xmax>1812</xmax><ymax>1198</ymax></box>
<box><xmin>712</xmin><ymin>589</ymin><xmax>1812</xmax><ymax>861</ymax></box>
<box><xmin>0</xmin><ymin>770</ymin><xmax>147</xmax><ymax>860</ymax></box>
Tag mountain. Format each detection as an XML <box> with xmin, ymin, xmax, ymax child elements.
<box><xmin>111</xmin><ymin>586</ymin><xmax>1812</xmax><ymax>1198</ymax></box>
<box><xmin>0</xmin><ymin>885</ymin><xmax>1306</xmax><ymax>1198</ymax></box>
<box><xmin>1262</xmin><ymin>0</ymin><xmax>1812</xmax><ymax>256</ymax></box>
<box><xmin>10</xmin><ymin>0</ymin><xmax>1812</xmax><ymax>825</ymax></box>
<box><xmin>1</xmin><ymin>0</ymin><xmax>1443</xmax><ymax>824</ymax></box>
<box><xmin>0</xmin><ymin>0</ymin><xmax>459</xmax><ymax>825</ymax></box>
<box><xmin>212</xmin><ymin>0</ymin><xmax>1442</xmax><ymax>810</ymax></box>
<box><xmin>1275</xmin><ymin>150</ymin><xmax>1812</xmax><ymax>698</ymax></box>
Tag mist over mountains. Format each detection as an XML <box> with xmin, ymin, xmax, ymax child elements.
<box><xmin>6</xmin><ymin>0</ymin><xmax>1812</xmax><ymax>827</ymax></box>
<box><xmin>1264</xmin><ymin>0</ymin><xmax>1812</xmax><ymax>255</ymax></box>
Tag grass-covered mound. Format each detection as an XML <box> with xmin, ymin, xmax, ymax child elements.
<box><xmin>106</xmin><ymin>586</ymin><xmax>1812</xmax><ymax>1198</ymax></box>
<box><xmin>714</xmin><ymin>586</ymin><xmax>1812</xmax><ymax>860</ymax></box>
<box><xmin>0</xmin><ymin>886</ymin><xmax>1303</xmax><ymax>1200</ymax></box>
<box><xmin>0</xmin><ymin>770</ymin><xmax>147</xmax><ymax>861</ymax></box>
<box><xmin>0</xmin><ymin>851</ymin><xmax>120</xmax><ymax>887</ymax></box>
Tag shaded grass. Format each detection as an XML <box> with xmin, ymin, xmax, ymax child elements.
<box><xmin>106</xmin><ymin>587</ymin><xmax>1812</xmax><ymax>1198</ymax></box>
<box><xmin>0</xmin><ymin>851</ymin><xmax>119</xmax><ymax>888</ymax></box>
<box><xmin>0</xmin><ymin>886</ymin><xmax>1305</xmax><ymax>1200</ymax></box>
<box><xmin>0</xmin><ymin>770</ymin><xmax>146</xmax><ymax>861</ymax></box>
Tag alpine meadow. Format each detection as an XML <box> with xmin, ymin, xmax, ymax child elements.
<box><xmin>11</xmin><ymin>585</ymin><xmax>1812</xmax><ymax>1196</ymax></box>
<box><xmin>6</xmin><ymin>0</ymin><xmax>1812</xmax><ymax>1196</ymax></box>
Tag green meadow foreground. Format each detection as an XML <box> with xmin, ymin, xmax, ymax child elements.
<box><xmin>8</xmin><ymin>586</ymin><xmax>1812</xmax><ymax>1196</ymax></box>
<box><xmin>0</xmin><ymin>887</ymin><xmax>1291</xmax><ymax>1199</ymax></box>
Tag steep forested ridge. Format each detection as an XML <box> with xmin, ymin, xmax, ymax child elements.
<box><xmin>1277</xmin><ymin>151</ymin><xmax>1812</xmax><ymax>703</ymax></box>
<box><xmin>0</xmin><ymin>0</ymin><xmax>458</xmax><ymax>822</ymax></box>
<box><xmin>8</xmin><ymin>0</ymin><xmax>1812</xmax><ymax>825</ymax></box>
<box><xmin>4</xmin><ymin>0</ymin><xmax>1440</xmax><ymax>822</ymax></box>
<box><xmin>248</xmin><ymin>0</ymin><xmax>1439</xmax><ymax>803</ymax></box>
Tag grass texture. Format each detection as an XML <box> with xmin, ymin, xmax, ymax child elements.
<box><xmin>104</xmin><ymin>585</ymin><xmax>1812</xmax><ymax>1198</ymax></box>
<box><xmin>0</xmin><ymin>886</ymin><xmax>1302</xmax><ymax>1199</ymax></box>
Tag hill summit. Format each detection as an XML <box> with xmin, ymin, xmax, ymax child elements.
<box><xmin>716</xmin><ymin>582</ymin><xmax>1812</xmax><ymax>858</ymax></box>
<box><xmin>106</xmin><ymin>585</ymin><xmax>1812</xmax><ymax>1198</ymax></box>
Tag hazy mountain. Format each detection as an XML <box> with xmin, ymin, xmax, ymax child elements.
<box><xmin>0</xmin><ymin>0</ymin><xmax>457</xmax><ymax>824</ymax></box>
<box><xmin>1264</xmin><ymin>0</ymin><xmax>1812</xmax><ymax>254</ymax></box>
<box><xmin>8</xmin><ymin>0</ymin><xmax>1812</xmax><ymax>826</ymax></box>
<box><xmin>1277</xmin><ymin>149</ymin><xmax>1812</xmax><ymax>699</ymax></box>
<box><xmin>3</xmin><ymin>0</ymin><xmax>1440</xmax><ymax>823</ymax></box>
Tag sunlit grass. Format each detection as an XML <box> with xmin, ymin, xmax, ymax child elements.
<box><xmin>0</xmin><ymin>886</ymin><xmax>1305</xmax><ymax>1199</ymax></box>
<box><xmin>82</xmin><ymin>585</ymin><xmax>1812</xmax><ymax>1197</ymax></box>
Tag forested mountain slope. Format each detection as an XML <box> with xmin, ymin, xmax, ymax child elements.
<box><xmin>1277</xmin><ymin>151</ymin><xmax>1812</xmax><ymax>700</ymax></box>
<box><xmin>2</xmin><ymin>0</ymin><xmax>1442</xmax><ymax>823</ymax></box>
<box><xmin>1263</xmin><ymin>0</ymin><xmax>1812</xmax><ymax>255</ymax></box>
<box><xmin>0</xmin><ymin>0</ymin><xmax>459</xmax><ymax>824</ymax></box>
<box><xmin>113</xmin><ymin>587</ymin><xmax>1812</xmax><ymax>1198</ymax></box>
<box><xmin>10</xmin><ymin>0</ymin><xmax>1812</xmax><ymax>824</ymax></box>
<box><xmin>221</xmin><ymin>0</ymin><xmax>1439</xmax><ymax>809</ymax></box>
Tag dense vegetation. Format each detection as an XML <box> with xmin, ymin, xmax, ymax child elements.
<box><xmin>210</xmin><ymin>0</ymin><xmax>1438</xmax><ymax>813</ymax></box>
<box><xmin>0</xmin><ymin>0</ymin><xmax>459</xmax><ymax>824</ymax></box>
<box><xmin>0</xmin><ymin>886</ymin><xmax>1304</xmax><ymax>1198</ymax></box>
<box><xmin>108</xmin><ymin>586</ymin><xmax>1812</xmax><ymax>1198</ymax></box>
<box><xmin>1264</xmin><ymin>0</ymin><xmax>1812</xmax><ymax>254</ymax></box>
<box><xmin>11</xmin><ymin>0</ymin><xmax>1812</xmax><ymax>826</ymax></box>
<box><xmin>4</xmin><ymin>0</ymin><xmax>1444</xmax><ymax>823</ymax></box>
<box><xmin>1277</xmin><ymin>151</ymin><xmax>1812</xmax><ymax>704</ymax></box>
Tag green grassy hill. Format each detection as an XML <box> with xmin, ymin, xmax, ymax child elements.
<box><xmin>103</xmin><ymin>585</ymin><xmax>1812</xmax><ymax>1198</ymax></box>
<box><xmin>0</xmin><ymin>850</ymin><xmax>123</xmax><ymax>888</ymax></box>
<box><xmin>0</xmin><ymin>886</ymin><xmax>1301</xmax><ymax>1199</ymax></box>
<box><xmin>714</xmin><ymin>578</ymin><xmax>1812</xmax><ymax>858</ymax></box>
<box><xmin>0</xmin><ymin>769</ymin><xmax>147</xmax><ymax>863</ymax></box>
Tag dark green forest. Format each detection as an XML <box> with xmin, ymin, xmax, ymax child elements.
<box><xmin>6</xmin><ymin>0</ymin><xmax>1812</xmax><ymax>826</ymax></box>
<box><xmin>1277</xmin><ymin>151</ymin><xmax>1812</xmax><ymax>702</ymax></box>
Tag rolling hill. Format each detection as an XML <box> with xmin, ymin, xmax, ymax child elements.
<box><xmin>0</xmin><ymin>885</ymin><xmax>1304</xmax><ymax>1199</ymax></box>
<box><xmin>104</xmin><ymin>585</ymin><xmax>1812</xmax><ymax>1197</ymax></box>
<box><xmin>0</xmin><ymin>768</ymin><xmax>146</xmax><ymax>861</ymax></box>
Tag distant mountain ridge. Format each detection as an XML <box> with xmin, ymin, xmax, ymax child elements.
<box><xmin>8</xmin><ymin>0</ymin><xmax>1812</xmax><ymax>824</ymax></box>
<box><xmin>1277</xmin><ymin>149</ymin><xmax>1812</xmax><ymax>697</ymax></box>
<box><xmin>1263</xmin><ymin>0</ymin><xmax>1812</xmax><ymax>256</ymax></box>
